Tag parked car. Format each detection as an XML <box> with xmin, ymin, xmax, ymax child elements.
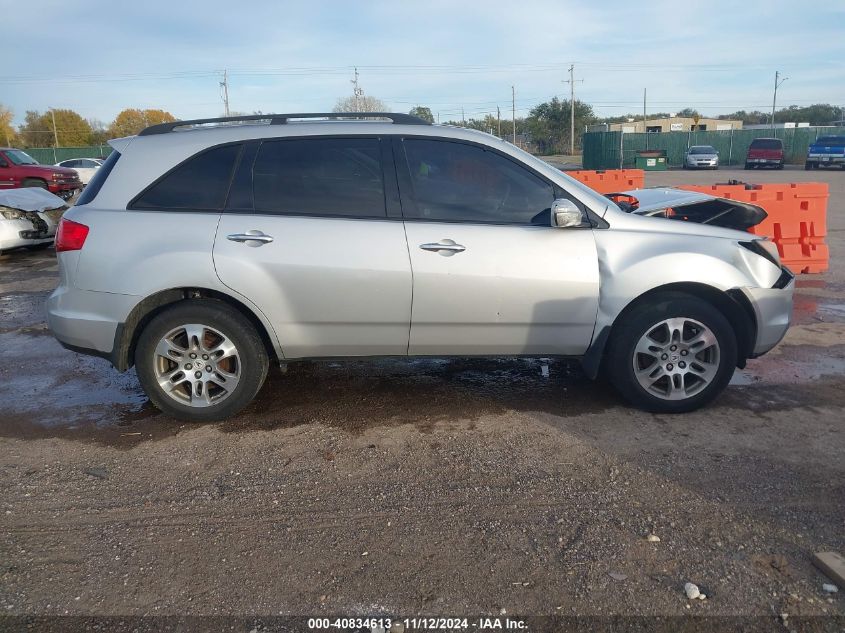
<box><xmin>683</xmin><ymin>145</ymin><xmax>719</xmax><ymax>169</ymax></box>
<box><xmin>47</xmin><ymin>113</ymin><xmax>794</xmax><ymax>421</ymax></box>
<box><xmin>55</xmin><ymin>157</ymin><xmax>104</xmax><ymax>185</ymax></box>
<box><xmin>805</xmin><ymin>135</ymin><xmax>845</xmax><ymax>170</ymax></box>
<box><xmin>0</xmin><ymin>188</ymin><xmax>67</xmax><ymax>254</ymax></box>
<box><xmin>0</xmin><ymin>148</ymin><xmax>82</xmax><ymax>199</ymax></box>
<box><xmin>745</xmin><ymin>138</ymin><xmax>784</xmax><ymax>169</ymax></box>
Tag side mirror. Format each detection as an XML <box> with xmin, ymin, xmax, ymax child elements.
<box><xmin>0</xmin><ymin>161</ymin><xmax>8</xmax><ymax>168</ymax></box>
<box><xmin>551</xmin><ymin>198</ymin><xmax>583</xmax><ymax>228</ymax></box>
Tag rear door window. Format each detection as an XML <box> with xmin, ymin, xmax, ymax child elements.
<box><xmin>131</xmin><ymin>143</ymin><xmax>242</xmax><ymax>210</ymax></box>
<box><xmin>251</xmin><ymin>137</ymin><xmax>385</xmax><ymax>218</ymax></box>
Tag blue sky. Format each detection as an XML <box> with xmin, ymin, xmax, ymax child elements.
<box><xmin>3</xmin><ymin>0</ymin><xmax>844</xmax><ymax>126</ymax></box>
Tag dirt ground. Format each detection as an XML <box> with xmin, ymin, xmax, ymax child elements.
<box><xmin>1</xmin><ymin>166</ymin><xmax>843</xmax><ymax>628</ymax></box>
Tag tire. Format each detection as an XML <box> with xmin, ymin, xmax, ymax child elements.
<box><xmin>606</xmin><ymin>293</ymin><xmax>737</xmax><ymax>414</ymax></box>
<box><xmin>805</xmin><ymin>162</ymin><xmax>812</xmax><ymax>170</ymax></box>
<box><xmin>21</xmin><ymin>178</ymin><xmax>48</xmax><ymax>189</ymax></box>
<box><xmin>744</xmin><ymin>163</ymin><xmax>752</xmax><ymax>170</ymax></box>
<box><xmin>134</xmin><ymin>299</ymin><xmax>269</xmax><ymax>422</ymax></box>
<box><xmin>777</xmin><ymin>162</ymin><xmax>784</xmax><ymax>170</ymax></box>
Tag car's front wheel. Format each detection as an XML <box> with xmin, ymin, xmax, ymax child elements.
<box><xmin>135</xmin><ymin>300</ymin><xmax>269</xmax><ymax>421</ymax></box>
<box><xmin>606</xmin><ymin>294</ymin><xmax>737</xmax><ymax>413</ymax></box>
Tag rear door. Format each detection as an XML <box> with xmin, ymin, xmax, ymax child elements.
<box><xmin>396</xmin><ymin>137</ymin><xmax>600</xmax><ymax>356</ymax></box>
<box><xmin>213</xmin><ymin>136</ymin><xmax>412</xmax><ymax>359</ymax></box>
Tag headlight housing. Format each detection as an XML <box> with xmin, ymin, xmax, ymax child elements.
<box><xmin>0</xmin><ymin>207</ymin><xmax>25</xmax><ymax>220</ymax></box>
<box><xmin>740</xmin><ymin>239</ymin><xmax>780</xmax><ymax>268</ymax></box>
<box><xmin>52</xmin><ymin>172</ymin><xmax>67</xmax><ymax>180</ymax></box>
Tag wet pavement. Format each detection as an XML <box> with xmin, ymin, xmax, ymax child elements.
<box><xmin>1</xmin><ymin>167</ymin><xmax>843</xmax><ymax>620</ymax></box>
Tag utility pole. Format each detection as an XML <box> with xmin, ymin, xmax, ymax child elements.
<box><xmin>563</xmin><ymin>65</ymin><xmax>583</xmax><ymax>155</ymax></box>
<box><xmin>220</xmin><ymin>69</ymin><xmax>230</xmax><ymax>117</ymax></box>
<box><xmin>643</xmin><ymin>88</ymin><xmax>647</xmax><ymax>131</ymax></box>
<box><xmin>351</xmin><ymin>67</ymin><xmax>363</xmax><ymax>111</ymax></box>
<box><xmin>461</xmin><ymin>106</ymin><xmax>465</xmax><ymax>127</ymax></box>
<box><xmin>50</xmin><ymin>109</ymin><xmax>59</xmax><ymax>147</ymax></box>
<box><xmin>771</xmin><ymin>70</ymin><xmax>788</xmax><ymax>129</ymax></box>
<box><xmin>497</xmin><ymin>106</ymin><xmax>501</xmax><ymax>138</ymax></box>
<box><xmin>512</xmin><ymin>85</ymin><xmax>516</xmax><ymax>145</ymax></box>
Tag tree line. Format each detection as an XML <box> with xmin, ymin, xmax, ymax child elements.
<box><xmin>3</xmin><ymin>99</ymin><xmax>842</xmax><ymax>156</ymax></box>
<box><xmin>0</xmin><ymin>105</ymin><xmax>176</xmax><ymax>148</ymax></box>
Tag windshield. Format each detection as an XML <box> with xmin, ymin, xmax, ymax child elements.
<box><xmin>4</xmin><ymin>150</ymin><xmax>39</xmax><ymax>165</ymax></box>
<box><xmin>689</xmin><ymin>146</ymin><xmax>716</xmax><ymax>155</ymax></box>
<box><xmin>815</xmin><ymin>136</ymin><xmax>845</xmax><ymax>147</ymax></box>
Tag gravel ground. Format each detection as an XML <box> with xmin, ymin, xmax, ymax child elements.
<box><xmin>1</xmin><ymin>167</ymin><xmax>843</xmax><ymax>629</ymax></box>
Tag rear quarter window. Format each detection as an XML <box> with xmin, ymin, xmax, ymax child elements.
<box><xmin>130</xmin><ymin>143</ymin><xmax>242</xmax><ymax>211</ymax></box>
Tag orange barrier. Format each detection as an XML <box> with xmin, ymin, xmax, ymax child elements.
<box><xmin>566</xmin><ymin>169</ymin><xmax>645</xmax><ymax>194</ymax></box>
<box><xmin>678</xmin><ymin>183</ymin><xmax>829</xmax><ymax>274</ymax></box>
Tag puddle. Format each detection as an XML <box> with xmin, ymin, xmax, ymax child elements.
<box><xmin>0</xmin><ymin>331</ymin><xmax>146</xmax><ymax>427</ymax></box>
<box><xmin>733</xmin><ymin>346</ymin><xmax>845</xmax><ymax>385</ymax></box>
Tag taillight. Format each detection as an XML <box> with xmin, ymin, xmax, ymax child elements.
<box><xmin>55</xmin><ymin>218</ymin><xmax>89</xmax><ymax>252</ymax></box>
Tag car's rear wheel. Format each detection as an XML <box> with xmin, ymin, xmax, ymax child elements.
<box><xmin>135</xmin><ymin>300</ymin><xmax>269</xmax><ymax>422</ymax></box>
<box><xmin>606</xmin><ymin>294</ymin><xmax>737</xmax><ymax>413</ymax></box>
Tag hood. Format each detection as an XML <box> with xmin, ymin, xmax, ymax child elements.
<box><xmin>0</xmin><ymin>187</ymin><xmax>68</xmax><ymax>212</ymax></box>
<box><xmin>608</xmin><ymin>187</ymin><xmax>767</xmax><ymax>231</ymax></box>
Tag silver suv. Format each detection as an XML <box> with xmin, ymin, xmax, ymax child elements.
<box><xmin>47</xmin><ymin>113</ymin><xmax>794</xmax><ymax>421</ymax></box>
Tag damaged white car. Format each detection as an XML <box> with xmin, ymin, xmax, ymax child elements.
<box><xmin>0</xmin><ymin>188</ymin><xmax>67</xmax><ymax>255</ymax></box>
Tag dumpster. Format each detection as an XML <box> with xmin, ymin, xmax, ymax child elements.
<box><xmin>635</xmin><ymin>149</ymin><xmax>667</xmax><ymax>171</ymax></box>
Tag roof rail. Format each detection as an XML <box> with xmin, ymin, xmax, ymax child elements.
<box><xmin>138</xmin><ymin>112</ymin><xmax>430</xmax><ymax>136</ymax></box>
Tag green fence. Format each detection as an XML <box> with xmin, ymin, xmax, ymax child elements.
<box><xmin>582</xmin><ymin>127</ymin><xmax>845</xmax><ymax>170</ymax></box>
<box><xmin>22</xmin><ymin>145</ymin><xmax>113</xmax><ymax>165</ymax></box>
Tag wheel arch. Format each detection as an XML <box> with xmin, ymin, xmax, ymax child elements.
<box><xmin>113</xmin><ymin>287</ymin><xmax>281</xmax><ymax>371</ymax></box>
<box><xmin>582</xmin><ymin>281</ymin><xmax>757</xmax><ymax>379</ymax></box>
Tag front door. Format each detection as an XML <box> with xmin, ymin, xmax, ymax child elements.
<box><xmin>397</xmin><ymin>137</ymin><xmax>600</xmax><ymax>356</ymax></box>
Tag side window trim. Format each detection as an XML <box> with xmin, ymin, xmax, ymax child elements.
<box><xmin>394</xmin><ymin>135</ymin><xmax>577</xmax><ymax>226</ymax></box>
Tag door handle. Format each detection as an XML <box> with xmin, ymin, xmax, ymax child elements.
<box><xmin>226</xmin><ymin>231</ymin><xmax>274</xmax><ymax>246</ymax></box>
<box><xmin>420</xmin><ymin>239</ymin><xmax>466</xmax><ymax>255</ymax></box>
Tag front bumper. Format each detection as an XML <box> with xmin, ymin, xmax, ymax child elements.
<box><xmin>741</xmin><ymin>268</ymin><xmax>795</xmax><ymax>357</ymax></box>
<box><xmin>47</xmin><ymin>182</ymin><xmax>82</xmax><ymax>200</ymax></box>
<box><xmin>0</xmin><ymin>218</ymin><xmax>54</xmax><ymax>251</ymax></box>
<box><xmin>687</xmin><ymin>160</ymin><xmax>718</xmax><ymax>168</ymax></box>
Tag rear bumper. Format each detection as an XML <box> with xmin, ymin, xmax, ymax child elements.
<box><xmin>741</xmin><ymin>269</ymin><xmax>795</xmax><ymax>357</ymax></box>
<box><xmin>47</xmin><ymin>286</ymin><xmax>137</xmax><ymax>365</ymax></box>
<box><xmin>807</xmin><ymin>155</ymin><xmax>845</xmax><ymax>164</ymax></box>
<box><xmin>746</xmin><ymin>158</ymin><xmax>782</xmax><ymax>166</ymax></box>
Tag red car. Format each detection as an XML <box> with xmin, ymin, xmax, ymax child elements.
<box><xmin>0</xmin><ymin>148</ymin><xmax>82</xmax><ymax>199</ymax></box>
<box><xmin>744</xmin><ymin>138</ymin><xmax>785</xmax><ymax>170</ymax></box>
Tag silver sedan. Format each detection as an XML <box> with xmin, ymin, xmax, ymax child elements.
<box><xmin>684</xmin><ymin>145</ymin><xmax>720</xmax><ymax>169</ymax></box>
